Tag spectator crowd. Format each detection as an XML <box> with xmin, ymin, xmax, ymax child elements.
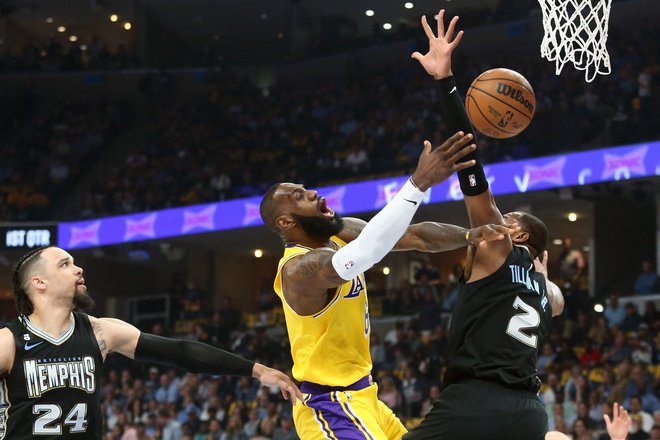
<box><xmin>0</xmin><ymin>98</ymin><xmax>131</xmax><ymax>221</ymax></box>
<box><xmin>0</xmin><ymin>3</ymin><xmax>658</xmax><ymax>440</ymax></box>
<box><xmin>0</xmin><ymin>35</ymin><xmax>138</xmax><ymax>73</ymax></box>
<box><xmin>0</xmin><ymin>8</ymin><xmax>657</xmax><ymax>221</ymax></box>
<box><xmin>90</xmin><ymin>258</ymin><xmax>660</xmax><ymax>440</ymax></box>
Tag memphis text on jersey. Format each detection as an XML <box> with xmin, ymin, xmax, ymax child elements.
<box><xmin>24</xmin><ymin>356</ymin><xmax>96</xmax><ymax>398</ymax></box>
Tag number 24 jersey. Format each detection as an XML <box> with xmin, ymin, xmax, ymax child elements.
<box><xmin>1</xmin><ymin>312</ymin><xmax>103</xmax><ymax>439</ymax></box>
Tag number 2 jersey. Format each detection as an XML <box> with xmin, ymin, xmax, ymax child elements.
<box><xmin>1</xmin><ymin>311</ymin><xmax>103</xmax><ymax>439</ymax></box>
<box><xmin>443</xmin><ymin>245</ymin><xmax>553</xmax><ymax>393</ymax></box>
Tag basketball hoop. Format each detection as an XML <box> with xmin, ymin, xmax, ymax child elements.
<box><xmin>538</xmin><ymin>0</ymin><xmax>612</xmax><ymax>83</ymax></box>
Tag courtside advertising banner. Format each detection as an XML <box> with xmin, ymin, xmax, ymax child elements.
<box><xmin>59</xmin><ymin>141</ymin><xmax>660</xmax><ymax>249</ymax></box>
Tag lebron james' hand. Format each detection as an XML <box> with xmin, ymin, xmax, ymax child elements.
<box><xmin>467</xmin><ymin>223</ymin><xmax>521</xmax><ymax>248</ymax></box>
<box><xmin>410</xmin><ymin>132</ymin><xmax>476</xmax><ymax>191</ymax></box>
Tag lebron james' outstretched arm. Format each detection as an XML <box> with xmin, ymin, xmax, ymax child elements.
<box><xmin>273</xmin><ymin>137</ymin><xmax>517</xmax><ymax>316</ymax></box>
<box><xmin>277</xmin><ymin>133</ymin><xmax>478</xmax><ymax>315</ymax></box>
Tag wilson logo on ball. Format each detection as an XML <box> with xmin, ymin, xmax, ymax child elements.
<box><xmin>496</xmin><ymin>83</ymin><xmax>535</xmax><ymax>115</ymax></box>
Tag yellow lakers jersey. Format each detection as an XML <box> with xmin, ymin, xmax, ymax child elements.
<box><xmin>274</xmin><ymin>237</ymin><xmax>372</xmax><ymax>387</ymax></box>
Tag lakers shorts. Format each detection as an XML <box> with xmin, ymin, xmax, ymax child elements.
<box><xmin>294</xmin><ymin>376</ymin><xmax>407</xmax><ymax>440</ymax></box>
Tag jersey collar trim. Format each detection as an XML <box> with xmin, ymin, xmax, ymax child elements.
<box><xmin>514</xmin><ymin>245</ymin><xmax>534</xmax><ymax>269</ymax></box>
<box><xmin>21</xmin><ymin>313</ymin><xmax>76</xmax><ymax>345</ymax></box>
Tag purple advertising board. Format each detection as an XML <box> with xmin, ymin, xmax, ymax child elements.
<box><xmin>58</xmin><ymin>141</ymin><xmax>660</xmax><ymax>250</ymax></box>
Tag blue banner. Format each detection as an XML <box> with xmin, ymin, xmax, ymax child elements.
<box><xmin>58</xmin><ymin>141</ymin><xmax>660</xmax><ymax>249</ymax></box>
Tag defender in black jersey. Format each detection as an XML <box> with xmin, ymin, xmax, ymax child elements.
<box><xmin>405</xmin><ymin>10</ymin><xmax>564</xmax><ymax>440</ymax></box>
<box><xmin>0</xmin><ymin>246</ymin><xmax>302</xmax><ymax>439</ymax></box>
<box><xmin>2</xmin><ymin>312</ymin><xmax>103</xmax><ymax>439</ymax></box>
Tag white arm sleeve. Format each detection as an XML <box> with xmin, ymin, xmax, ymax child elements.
<box><xmin>332</xmin><ymin>178</ymin><xmax>426</xmax><ymax>280</ymax></box>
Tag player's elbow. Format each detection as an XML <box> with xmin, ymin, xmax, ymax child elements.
<box><xmin>332</xmin><ymin>242</ymin><xmax>376</xmax><ymax>281</ymax></box>
<box><xmin>397</xmin><ymin>224</ymin><xmax>429</xmax><ymax>252</ymax></box>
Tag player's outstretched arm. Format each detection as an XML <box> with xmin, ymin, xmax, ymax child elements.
<box><xmin>412</xmin><ymin>10</ymin><xmax>503</xmax><ymax>228</ymax></box>
<box><xmin>413</xmin><ymin>10</ymin><xmax>513</xmax><ymax>283</ymax></box>
<box><xmin>89</xmin><ymin>316</ymin><xmax>303</xmax><ymax>404</ymax></box>
<box><xmin>534</xmin><ymin>251</ymin><xmax>564</xmax><ymax>317</ymax></box>
<box><xmin>394</xmin><ymin>222</ymin><xmax>520</xmax><ymax>252</ymax></box>
<box><xmin>603</xmin><ymin>402</ymin><xmax>630</xmax><ymax>440</ymax></box>
<box><xmin>284</xmin><ymin>133</ymin><xmax>476</xmax><ymax>312</ymax></box>
<box><xmin>336</xmin><ymin>133</ymin><xmax>479</xmax><ymax>246</ymax></box>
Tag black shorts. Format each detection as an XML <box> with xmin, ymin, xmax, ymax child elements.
<box><xmin>403</xmin><ymin>379</ymin><xmax>548</xmax><ymax>440</ymax></box>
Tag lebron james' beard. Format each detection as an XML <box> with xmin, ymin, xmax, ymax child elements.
<box><xmin>73</xmin><ymin>290</ymin><xmax>95</xmax><ymax>312</ymax></box>
<box><xmin>293</xmin><ymin>213</ymin><xmax>345</xmax><ymax>242</ymax></box>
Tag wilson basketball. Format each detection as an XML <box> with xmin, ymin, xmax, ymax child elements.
<box><xmin>465</xmin><ymin>68</ymin><xmax>536</xmax><ymax>139</ymax></box>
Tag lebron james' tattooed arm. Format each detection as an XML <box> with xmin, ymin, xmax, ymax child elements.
<box><xmin>394</xmin><ymin>222</ymin><xmax>519</xmax><ymax>252</ymax></box>
<box><xmin>87</xmin><ymin>316</ymin><xmax>303</xmax><ymax>403</ymax></box>
<box><xmin>281</xmin><ymin>248</ymin><xmax>348</xmax><ymax>316</ymax></box>
<box><xmin>282</xmin><ymin>134</ymin><xmax>477</xmax><ymax>315</ymax></box>
<box><xmin>338</xmin><ymin>219</ymin><xmax>518</xmax><ymax>251</ymax></box>
<box><xmin>284</xmin><ymin>221</ymin><xmax>518</xmax><ymax>315</ymax></box>
<box><xmin>0</xmin><ymin>327</ymin><xmax>15</xmax><ymax>378</ymax></box>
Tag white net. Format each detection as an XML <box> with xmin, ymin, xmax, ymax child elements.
<box><xmin>538</xmin><ymin>0</ymin><xmax>612</xmax><ymax>83</ymax></box>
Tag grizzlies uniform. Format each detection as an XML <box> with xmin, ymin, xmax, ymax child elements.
<box><xmin>274</xmin><ymin>237</ymin><xmax>406</xmax><ymax>440</ymax></box>
<box><xmin>0</xmin><ymin>312</ymin><xmax>103</xmax><ymax>439</ymax></box>
<box><xmin>405</xmin><ymin>246</ymin><xmax>553</xmax><ymax>440</ymax></box>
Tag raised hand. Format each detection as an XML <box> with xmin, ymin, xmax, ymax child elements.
<box><xmin>603</xmin><ymin>402</ymin><xmax>630</xmax><ymax>440</ymax></box>
<box><xmin>534</xmin><ymin>250</ymin><xmax>550</xmax><ymax>278</ymax></box>
<box><xmin>253</xmin><ymin>363</ymin><xmax>303</xmax><ymax>405</ymax></box>
<box><xmin>411</xmin><ymin>132</ymin><xmax>475</xmax><ymax>191</ymax></box>
<box><xmin>411</xmin><ymin>9</ymin><xmax>463</xmax><ymax>79</ymax></box>
<box><xmin>467</xmin><ymin>223</ymin><xmax>521</xmax><ymax>248</ymax></box>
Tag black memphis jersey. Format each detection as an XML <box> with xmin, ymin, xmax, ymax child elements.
<box><xmin>444</xmin><ymin>246</ymin><xmax>553</xmax><ymax>393</ymax></box>
<box><xmin>1</xmin><ymin>312</ymin><xmax>103</xmax><ymax>439</ymax></box>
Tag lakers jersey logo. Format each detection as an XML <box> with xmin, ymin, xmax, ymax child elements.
<box><xmin>343</xmin><ymin>275</ymin><xmax>365</xmax><ymax>299</ymax></box>
<box><xmin>24</xmin><ymin>356</ymin><xmax>96</xmax><ymax>398</ymax></box>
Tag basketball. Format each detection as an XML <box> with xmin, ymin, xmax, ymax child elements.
<box><xmin>465</xmin><ymin>68</ymin><xmax>536</xmax><ymax>139</ymax></box>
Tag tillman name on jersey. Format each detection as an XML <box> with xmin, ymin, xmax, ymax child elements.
<box><xmin>23</xmin><ymin>356</ymin><xmax>96</xmax><ymax>397</ymax></box>
<box><xmin>508</xmin><ymin>265</ymin><xmax>542</xmax><ymax>295</ymax></box>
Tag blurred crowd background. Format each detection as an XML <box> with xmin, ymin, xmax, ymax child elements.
<box><xmin>0</xmin><ymin>0</ymin><xmax>658</xmax><ymax>439</ymax></box>
<box><xmin>0</xmin><ymin>2</ymin><xmax>657</xmax><ymax>222</ymax></box>
<box><xmin>91</xmin><ymin>254</ymin><xmax>660</xmax><ymax>440</ymax></box>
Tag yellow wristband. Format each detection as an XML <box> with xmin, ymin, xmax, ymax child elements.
<box><xmin>465</xmin><ymin>230</ymin><xmax>470</xmax><ymax>242</ymax></box>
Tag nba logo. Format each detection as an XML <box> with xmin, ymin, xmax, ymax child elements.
<box><xmin>498</xmin><ymin>111</ymin><xmax>514</xmax><ymax>128</ymax></box>
<box><xmin>469</xmin><ymin>174</ymin><xmax>477</xmax><ymax>187</ymax></box>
